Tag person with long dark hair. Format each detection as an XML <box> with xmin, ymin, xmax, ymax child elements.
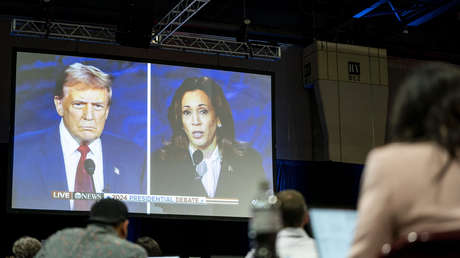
<box><xmin>348</xmin><ymin>62</ymin><xmax>460</xmax><ymax>258</ymax></box>
<box><xmin>151</xmin><ymin>76</ymin><xmax>266</xmax><ymax>216</ymax></box>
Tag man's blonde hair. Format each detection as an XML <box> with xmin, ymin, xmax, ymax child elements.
<box><xmin>56</xmin><ymin>62</ymin><xmax>113</xmax><ymax>105</ymax></box>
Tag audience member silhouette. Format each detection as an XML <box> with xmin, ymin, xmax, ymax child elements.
<box><xmin>246</xmin><ymin>189</ymin><xmax>318</xmax><ymax>258</ymax></box>
<box><xmin>11</xmin><ymin>236</ymin><xmax>41</xmax><ymax>258</ymax></box>
<box><xmin>35</xmin><ymin>198</ymin><xmax>147</xmax><ymax>258</ymax></box>
<box><xmin>136</xmin><ymin>236</ymin><xmax>162</xmax><ymax>257</ymax></box>
<box><xmin>348</xmin><ymin>62</ymin><xmax>460</xmax><ymax>258</ymax></box>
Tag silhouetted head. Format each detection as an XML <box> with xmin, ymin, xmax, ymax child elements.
<box><xmin>277</xmin><ymin>190</ymin><xmax>309</xmax><ymax>228</ymax></box>
<box><xmin>390</xmin><ymin>62</ymin><xmax>460</xmax><ymax>158</ymax></box>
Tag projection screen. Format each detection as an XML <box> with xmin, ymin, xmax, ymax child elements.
<box><xmin>10</xmin><ymin>51</ymin><xmax>273</xmax><ymax>218</ymax></box>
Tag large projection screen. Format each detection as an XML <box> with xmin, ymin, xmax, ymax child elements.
<box><xmin>10</xmin><ymin>51</ymin><xmax>273</xmax><ymax>218</ymax></box>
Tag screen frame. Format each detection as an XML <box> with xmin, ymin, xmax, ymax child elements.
<box><xmin>7</xmin><ymin>47</ymin><xmax>277</xmax><ymax>222</ymax></box>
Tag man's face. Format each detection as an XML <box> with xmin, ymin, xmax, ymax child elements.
<box><xmin>54</xmin><ymin>82</ymin><xmax>110</xmax><ymax>144</ymax></box>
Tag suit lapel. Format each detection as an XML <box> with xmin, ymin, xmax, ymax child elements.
<box><xmin>215</xmin><ymin>159</ymin><xmax>229</xmax><ymax>197</ymax></box>
<box><xmin>101</xmin><ymin>134</ymin><xmax>116</xmax><ymax>193</ymax></box>
<box><xmin>39</xmin><ymin>127</ymin><xmax>69</xmax><ymax>209</ymax></box>
<box><xmin>215</xmin><ymin>150</ymin><xmax>238</xmax><ymax>198</ymax></box>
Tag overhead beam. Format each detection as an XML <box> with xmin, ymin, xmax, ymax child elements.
<box><xmin>11</xmin><ymin>18</ymin><xmax>116</xmax><ymax>42</ymax></box>
<box><xmin>353</xmin><ymin>0</ymin><xmax>387</xmax><ymax>18</ymax></box>
<box><xmin>152</xmin><ymin>0</ymin><xmax>210</xmax><ymax>44</ymax></box>
<box><xmin>387</xmin><ymin>1</ymin><xmax>401</xmax><ymax>22</ymax></box>
<box><xmin>160</xmin><ymin>32</ymin><xmax>281</xmax><ymax>59</ymax></box>
<box><xmin>353</xmin><ymin>0</ymin><xmax>460</xmax><ymax>27</ymax></box>
<box><xmin>407</xmin><ymin>0</ymin><xmax>460</xmax><ymax>26</ymax></box>
<box><xmin>10</xmin><ymin>18</ymin><xmax>281</xmax><ymax>60</ymax></box>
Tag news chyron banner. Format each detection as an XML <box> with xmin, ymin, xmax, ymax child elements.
<box><xmin>51</xmin><ymin>191</ymin><xmax>239</xmax><ymax>206</ymax></box>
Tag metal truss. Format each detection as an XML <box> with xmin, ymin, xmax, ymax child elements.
<box><xmin>152</xmin><ymin>0</ymin><xmax>210</xmax><ymax>44</ymax></box>
<box><xmin>11</xmin><ymin>18</ymin><xmax>281</xmax><ymax>60</ymax></box>
<box><xmin>353</xmin><ymin>0</ymin><xmax>460</xmax><ymax>26</ymax></box>
<box><xmin>159</xmin><ymin>33</ymin><xmax>281</xmax><ymax>59</ymax></box>
<box><xmin>11</xmin><ymin>18</ymin><xmax>116</xmax><ymax>42</ymax></box>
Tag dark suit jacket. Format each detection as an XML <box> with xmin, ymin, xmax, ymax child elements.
<box><xmin>150</xmin><ymin>142</ymin><xmax>266</xmax><ymax>217</ymax></box>
<box><xmin>12</xmin><ymin>126</ymin><xmax>146</xmax><ymax>213</ymax></box>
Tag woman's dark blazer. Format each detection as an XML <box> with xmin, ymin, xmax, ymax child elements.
<box><xmin>150</xmin><ymin>141</ymin><xmax>266</xmax><ymax>217</ymax></box>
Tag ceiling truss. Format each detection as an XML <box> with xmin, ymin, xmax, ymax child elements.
<box><xmin>353</xmin><ymin>0</ymin><xmax>460</xmax><ymax>27</ymax></box>
<box><xmin>11</xmin><ymin>18</ymin><xmax>281</xmax><ymax>60</ymax></box>
<box><xmin>152</xmin><ymin>0</ymin><xmax>210</xmax><ymax>44</ymax></box>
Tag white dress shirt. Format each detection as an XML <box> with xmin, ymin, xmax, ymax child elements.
<box><xmin>245</xmin><ymin>227</ymin><xmax>318</xmax><ymax>258</ymax></box>
<box><xmin>276</xmin><ymin>227</ymin><xmax>318</xmax><ymax>258</ymax></box>
<box><xmin>59</xmin><ymin>120</ymin><xmax>104</xmax><ymax>209</ymax></box>
<box><xmin>188</xmin><ymin>145</ymin><xmax>222</xmax><ymax>198</ymax></box>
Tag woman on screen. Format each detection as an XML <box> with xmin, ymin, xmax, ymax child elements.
<box><xmin>151</xmin><ymin>76</ymin><xmax>265</xmax><ymax>217</ymax></box>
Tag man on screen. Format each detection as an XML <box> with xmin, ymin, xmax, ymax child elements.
<box><xmin>12</xmin><ymin>63</ymin><xmax>146</xmax><ymax>212</ymax></box>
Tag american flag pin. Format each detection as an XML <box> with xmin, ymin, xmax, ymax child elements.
<box><xmin>114</xmin><ymin>167</ymin><xmax>120</xmax><ymax>175</ymax></box>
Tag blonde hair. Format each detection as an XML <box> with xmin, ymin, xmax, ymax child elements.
<box><xmin>56</xmin><ymin>62</ymin><xmax>113</xmax><ymax>105</ymax></box>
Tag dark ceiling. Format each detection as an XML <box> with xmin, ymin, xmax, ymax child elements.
<box><xmin>1</xmin><ymin>0</ymin><xmax>460</xmax><ymax>61</ymax></box>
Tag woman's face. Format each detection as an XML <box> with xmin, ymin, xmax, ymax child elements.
<box><xmin>181</xmin><ymin>89</ymin><xmax>221</xmax><ymax>151</ymax></box>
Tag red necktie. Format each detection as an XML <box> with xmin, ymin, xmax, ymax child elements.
<box><xmin>74</xmin><ymin>144</ymin><xmax>93</xmax><ymax>211</ymax></box>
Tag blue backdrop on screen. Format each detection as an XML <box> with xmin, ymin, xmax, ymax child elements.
<box><xmin>150</xmin><ymin>64</ymin><xmax>273</xmax><ymax>181</ymax></box>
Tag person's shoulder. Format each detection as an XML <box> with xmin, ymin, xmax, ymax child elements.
<box><xmin>224</xmin><ymin>140</ymin><xmax>261</xmax><ymax>158</ymax></box>
<box><xmin>276</xmin><ymin>228</ymin><xmax>318</xmax><ymax>258</ymax></box>
<box><xmin>55</xmin><ymin>227</ymin><xmax>85</xmax><ymax>235</ymax></box>
<box><xmin>110</xmin><ymin>237</ymin><xmax>148</xmax><ymax>257</ymax></box>
<box><xmin>101</xmin><ymin>132</ymin><xmax>139</xmax><ymax>146</ymax></box>
<box><xmin>35</xmin><ymin>227</ymin><xmax>86</xmax><ymax>257</ymax></box>
<box><xmin>367</xmin><ymin>142</ymin><xmax>442</xmax><ymax>163</ymax></box>
<box><xmin>101</xmin><ymin>132</ymin><xmax>145</xmax><ymax>154</ymax></box>
<box><xmin>363</xmin><ymin>142</ymin><xmax>447</xmax><ymax>184</ymax></box>
<box><xmin>46</xmin><ymin>227</ymin><xmax>86</xmax><ymax>242</ymax></box>
<box><xmin>77</xmin><ymin>230</ymin><xmax>147</xmax><ymax>258</ymax></box>
<box><xmin>14</xmin><ymin>126</ymin><xmax>56</xmax><ymax>144</ymax></box>
<box><xmin>152</xmin><ymin>143</ymin><xmax>187</xmax><ymax>161</ymax></box>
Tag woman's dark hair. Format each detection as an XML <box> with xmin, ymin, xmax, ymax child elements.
<box><xmin>167</xmin><ymin>76</ymin><xmax>235</xmax><ymax>148</ymax></box>
<box><xmin>390</xmin><ymin>62</ymin><xmax>460</xmax><ymax>159</ymax></box>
